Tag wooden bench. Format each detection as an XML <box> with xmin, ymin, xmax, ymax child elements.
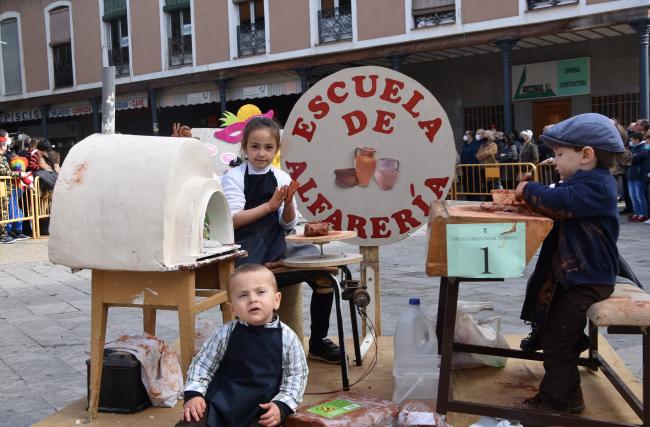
<box><xmin>587</xmin><ymin>282</ymin><xmax>650</xmax><ymax>426</ymax></box>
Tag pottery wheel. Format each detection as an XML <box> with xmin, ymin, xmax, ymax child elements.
<box><xmin>285</xmin><ymin>230</ymin><xmax>357</xmax><ymax>244</ymax></box>
<box><xmin>283</xmin><ymin>253</ymin><xmax>364</xmax><ymax>268</ymax></box>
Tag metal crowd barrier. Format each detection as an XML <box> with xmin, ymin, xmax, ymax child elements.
<box><xmin>0</xmin><ymin>176</ymin><xmax>37</xmax><ymax>238</ymax></box>
<box><xmin>33</xmin><ymin>177</ymin><xmax>52</xmax><ymax>238</ymax></box>
<box><xmin>535</xmin><ymin>163</ymin><xmax>557</xmax><ymax>186</ymax></box>
<box><xmin>453</xmin><ymin>162</ymin><xmax>538</xmax><ymax>198</ymax></box>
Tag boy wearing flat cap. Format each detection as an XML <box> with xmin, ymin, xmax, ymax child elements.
<box><xmin>515</xmin><ymin>113</ymin><xmax>624</xmax><ymax>416</ymax></box>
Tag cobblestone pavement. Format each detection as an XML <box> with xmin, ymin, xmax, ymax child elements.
<box><xmin>0</xmin><ymin>218</ymin><xmax>648</xmax><ymax>427</ymax></box>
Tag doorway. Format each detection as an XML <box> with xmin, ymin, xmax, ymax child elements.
<box><xmin>533</xmin><ymin>99</ymin><xmax>571</xmax><ymax>138</ymax></box>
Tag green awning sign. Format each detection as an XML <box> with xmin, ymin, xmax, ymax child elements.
<box><xmin>446</xmin><ymin>223</ymin><xmax>526</xmax><ymax>278</ymax></box>
<box><xmin>512</xmin><ymin>57</ymin><xmax>590</xmax><ymax>101</ymax></box>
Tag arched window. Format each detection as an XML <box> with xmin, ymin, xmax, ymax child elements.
<box><xmin>0</xmin><ymin>17</ymin><xmax>23</xmax><ymax>95</ymax></box>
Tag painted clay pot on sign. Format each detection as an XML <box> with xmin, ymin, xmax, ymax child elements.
<box><xmin>354</xmin><ymin>147</ymin><xmax>377</xmax><ymax>187</ymax></box>
<box><xmin>374</xmin><ymin>158</ymin><xmax>400</xmax><ymax>190</ymax></box>
<box><xmin>334</xmin><ymin>168</ymin><xmax>358</xmax><ymax>188</ymax></box>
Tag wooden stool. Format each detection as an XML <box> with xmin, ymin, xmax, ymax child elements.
<box><xmin>586</xmin><ymin>283</ymin><xmax>650</xmax><ymax>426</ymax></box>
<box><xmin>87</xmin><ymin>251</ymin><xmax>244</xmax><ymax>419</ymax></box>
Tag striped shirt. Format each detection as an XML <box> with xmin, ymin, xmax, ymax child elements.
<box><xmin>184</xmin><ymin>315</ymin><xmax>308</xmax><ymax>411</ymax></box>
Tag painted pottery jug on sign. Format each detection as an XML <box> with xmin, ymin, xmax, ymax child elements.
<box><xmin>354</xmin><ymin>147</ymin><xmax>376</xmax><ymax>187</ymax></box>
<box><xmin>375</xmin><ymin>158</ymin><xmax>400</xmax><ymax>190</ymax></box>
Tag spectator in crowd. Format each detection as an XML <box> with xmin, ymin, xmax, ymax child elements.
<box><xmin>627</xmin><ymin>132</ymin><xmax>648</xmax><ymax>222</ymax></box>
<box><xmin>0</xmin><ymin>131</ymin><xmax>24</xmax><ymax>244</ymax></box>
<box><xmin>495</xmin><ymin>131</ymin><xmax>506</xmax><ymax>158</ymax></box>
<box><xmin>460</xmin><ymin>130</ymin><xmax>481</xmax><ymax>199</ymax></box>
<box><xmin>476</xmin><ymin>130</ymin><xmax>502</xmax><ymax>194</ymax></box>
<box><xmin>614</xmin><ymin>123</ymin><xmax>633</xmax><ymax>214</ymax></box>
<box><xmin>498</xmin><ymin>133</ymin><xmax>519</xmax><ymax>189</ymax></box>
<box><xmin>519</xmin><ymin>130</ymin><xmax>539</xmax><ymax>164</ymax></box>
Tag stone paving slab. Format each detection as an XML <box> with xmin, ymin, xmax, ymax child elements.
<box><xmin>0</xmin><ymin>220</ymin><xmax>648</xmax><ymax>427</ymax></box>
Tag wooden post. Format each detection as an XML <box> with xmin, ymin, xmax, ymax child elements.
<box><xmin>88</xmin><ymin>270</ymin><xmax>108</xmax><ymax>420</ymax></box>
<box><xmin>360</xmin><ymin>246</ymin><xmax>381</xmax><ymax>336</ymax></box>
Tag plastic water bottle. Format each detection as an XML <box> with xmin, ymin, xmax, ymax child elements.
<box><xmin>393</xmin><ymin>298</ymin><xmax>439</xmax><ymax>405</ymax></box>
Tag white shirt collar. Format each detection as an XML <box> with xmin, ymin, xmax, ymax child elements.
<box><xmin>246</xmin><ymin>161</ymin><xmax>272</xmax><ymax>175</ymax></box>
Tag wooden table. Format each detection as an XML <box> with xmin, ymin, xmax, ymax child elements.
<box><xmin>283</xmin><ymin>230</ymin><xmax>363</xmax><ymax>389</ymax></box>
<box><xmin>87</xmin><ymin>249</ymin><xmax>246</xmax><ymax>419</ymax></box>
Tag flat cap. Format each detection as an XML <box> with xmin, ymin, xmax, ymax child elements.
<box><xmin>540</xmin><ymin>113</ymin><xmax>624</xmax><ymax>153</ymax></box>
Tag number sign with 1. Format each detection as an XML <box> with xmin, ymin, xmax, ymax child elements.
<box><xmin>446</xmin><ymin>223</ymin><xmax>526</xmax><ymax>278</ymax></box>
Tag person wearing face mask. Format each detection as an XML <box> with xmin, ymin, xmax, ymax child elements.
<box><xmin>518</xmin><ymin>130</ymin><xmax>539</xmax><ymax>164</ymax></box>
<box><xmin>627</xmin><ymin>132</ymin><xmax>648</xmax><ymax>222</ymax></box>
<box><xmin>460</xmin><ymin>130</ymin><xmax>481</xmax><ymax>200</ymax></box>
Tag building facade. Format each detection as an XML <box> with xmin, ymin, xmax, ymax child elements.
<box><xmin>0</xmin><ymin>0</ymin><xmax>648</xmax><ymax>157</ymax></box>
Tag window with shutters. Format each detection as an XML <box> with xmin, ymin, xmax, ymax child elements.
<box><xmin>49</xmin><ymin>6</ymin><xmax>73</xmax><ymax>88</ymax></box>
<box><xmin>0</xmin><ymin>17</ymin><xmax>22</xmax><ymax>95</ymax></box>
<box><xmin>164</xmin><ymin>0</ymin><xmax>192</xmax><ymax>67</ymax></box>
<box><xmin>318</xmin><ymin>0</ymin><xmax>352</xmax><ymax>43</ymax></box>
<box><xmin>412</xmin><ymin>0</ymin><xmax>455</xmax><ymax>29</ymax></box>
<box><xmin>103</xmin><ymin>0</ymin><xmax>129</xmax><ymax>77</ymax></box>
<box><xmin>235</xmin><ymin>0</ymin><xmax>265</xmax><ymax>56</ymax></box>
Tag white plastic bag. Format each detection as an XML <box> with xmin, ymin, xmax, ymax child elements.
<box><xmin>452</xmin><ymin>301</ymin><xmax>509</xmax><ymax>369</ymax></box>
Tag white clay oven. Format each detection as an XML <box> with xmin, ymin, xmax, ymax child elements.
<box><xmin>48</xmin><ymin>133</ymin><xmax>235</xmax><ymax>271</ymax></box>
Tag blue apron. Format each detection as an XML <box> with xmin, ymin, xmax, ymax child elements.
<box><xmin>205</xmin><ymin>322</ymin><xmax>284</xmax><ymax>427</ymax></box>
<box><xmin>235</xmin><ymin>165</ymin><xmax>286</xmax><ymax>266</ymax></box>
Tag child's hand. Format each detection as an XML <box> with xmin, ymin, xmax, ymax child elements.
<box><xmin>182</xmin><ymin>396</ymin><xmax>206</xmax><ymax>422</ymax></box>
<box><xmin>515</xmin><ymin>181</ymin><xmax>528</xmax><ymax>201</ymax></box>
<box><xmin>268</xmin><ymin>187</ymin><xmax>286</xmax><ymax>212</ymax></box>
<box><xmin>284</xmin><ymin>180</ymin><xmax>298</xmax><ymax>205</ymax></box>
<box><xmin>258</xmin><ymin>402</ymin><xmax>281</xmax><ymax>426</ymax></box>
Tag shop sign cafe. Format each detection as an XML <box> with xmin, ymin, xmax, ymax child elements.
<box><xmin>282</xmin><ymin>66</ymin><xmax>456</xmax><ymax>246</ymax></box>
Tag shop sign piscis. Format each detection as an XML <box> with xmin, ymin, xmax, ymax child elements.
<box><xmin>281</xmin><ymin>66</ymin><xmax>456</xmax><ymax>246</ymax></box>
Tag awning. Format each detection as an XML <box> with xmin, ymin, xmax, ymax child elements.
<box><xmin>225</xmin><ymin>70</ymin><xmax>301</xmax><ymax>101</ymax></box>
<box><xmin>115</xmin><ymin>92</ymin><xmax>148</xmax><ymax>110</ymax></box>
<box><xmin>49</xmin><ymin>100</ymin><xmax>93</xmax><ymax>118</ymax></box>
<box><xmin>159</xmin><ymin>82</ymin><xmax>220</xmax><ymax>108</ymax></box>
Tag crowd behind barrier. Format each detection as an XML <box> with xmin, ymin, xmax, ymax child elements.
<box><xmin>0</xmin><ymin>176</ymin><xmax>51</xmax><ymax>239</ymax></box>
<box><xmin>450</xmin><ymin>162</ymin><xmax>558</xmax><ymax>199</ymax></box>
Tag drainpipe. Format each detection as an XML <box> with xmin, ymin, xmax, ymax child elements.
<box><xmin>496</xmin><ymin>38</ymin><xmax>518</xmax><ymax>134</ymax></box>
<box><xmin>633</xmin><ymin>19</ymin><xmax>650</xmax><ymax>119</ymax></box>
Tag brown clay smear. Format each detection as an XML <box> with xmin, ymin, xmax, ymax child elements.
<box><xmin>494</xmin><ymin>380</ymin><xmax>538</xmax><ymax>393</ymax></box>
<box><xmin>69</xmin><ymin>161</ymin><xmax>88</xmax><ymax>187</ymax></box>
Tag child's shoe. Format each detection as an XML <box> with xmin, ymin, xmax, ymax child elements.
<box><xmin>308</xmin><ymin>338</ymin><xmax>341</xmax><ymax>364</ymax></box>
<box><xmin>520</xmin><ymin>325</ymin><xmax>543</xmax><ymax>352</ymax></box>
<box><xmin>0</xmin><ymin>235</ymin><xmax>15</xmax><ymax>244</ymax></box>
<box><xmin>629</xmin><ymin>215</ymin><xmax>640</xmax><ymax>221</ymax></box>
<box><xmin>636</xmin><ymin>215</ymin><xmax>649</xmax><ymax>222</ymax></box>
<box><xmin>10</xmin><ymin>233</ymin><xmax>29</xmax><ymax>241</ymax></box>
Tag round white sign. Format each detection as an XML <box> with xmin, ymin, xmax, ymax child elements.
<box><xmin>281</xmin><ymin>66</ymin><xmax>456</xmax><ymax>246</ymax></box>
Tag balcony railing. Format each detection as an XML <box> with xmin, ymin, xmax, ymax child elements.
<box><xmin>168</xmin><ymin>36</ymin><xmax>192</xmax><ymax>67</ymax></box>
<box><xmin>108</xmin><ymin>48</ymin><xmax>130</xmax><ymax>77</ymax></box>
<box><xmin>237</xmin><ymin>22</ymin><xmax>265</xmax><ymax>57</ymax></box>
<box><xmin>413</xmin><ymin>7</ymin><xmax>455</xmax><ymax>28</ymax></box>
<box><xmin>527</xmin><ymin>0</ymin><xmax>578</xmax><ymax>10</ymax></box>
<box><xmin>318</xmin><ymin>7</ymin><xmax>352</xmax><ymax>43</ymax></box>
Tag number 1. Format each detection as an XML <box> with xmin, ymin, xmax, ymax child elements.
<box><xmin>480</xmin><ymin>247</ymin><xmax>491</xmax><ymax>274</ymax></box>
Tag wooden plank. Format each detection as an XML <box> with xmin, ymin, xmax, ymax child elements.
<box><xmin>360</xmin><ymin>246</ymin><xmax>381</xmax><ymax>336</ymax></box>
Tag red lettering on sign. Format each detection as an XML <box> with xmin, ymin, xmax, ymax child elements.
<box><xmin>296</xmin><ymin>178</ymin><xmax>317</xmax><ymax>202</ymax></box>
<box><xmin>370</xmin><ymin>217</ymin><xmax>391</xmax><ymax>238</ymax></box>
<box><xmin>424</xmin><ymin>177</ymin><xmax>449</xmax><ymax>199</ymax></box>
<box><xmin>402</xmin><ymin>90</ymin><xmax>424</xmax><ymax>119</ymax></box>
<box><xmin>308</xmin><ymin>95</ymin><xmax>329</xmax><ymax>120</ymax></box>
<box><xmin>379</xmin><ymin>78</ymin><xmax>404</xmax><ymax>104</ymax></box>
<box><xmin>418</xmin><ymin>118</ymin><xmax>442</xmax><ymax>143</ymax></box>
<box><xmin>285</xmin><ymin>161</ymin><xmax>307</xmax><ymax>181</ymax></box>
<box><xmin>410</xmin><ymin>183</ymin><xmax>430</xmax><ymax>216</ymax></box>
<box><xmin>342</xmin><ymin>110</ymin><xmax>367</xmax><ymax>136</ymax></box>
<box><xmin>307</xmin><ymin>193</ymin><xmax>333</xmax><ymax>215</ymax></box>
<box><xmin>324</xmin><ymin>209</ymin><xmax>342</xmax><ymax>230</ymax></box>
<box><xmin>347</xmin><ymin>214</ymin><xmax>368</xmax><ymax>239</ymax></box>
<box><xmin>292</xmin><ymin>117</ymin><xmax>317</xmax><ymax>142</ymax></box>
<box><xmin>372</xmin><ymin>110</ymin><xmax>395</xmax><ymax>135</ymax></box>
<box><xmin>352</xmin><ymin>75</ymin><xmax>379</xmax><ymax>98</ymax></box>
<box><xmin>327</xmin><ymin>81</ymin><xmax>348</xmax><ymax>104</ymax></box>
<box><xmin>391</xmin><ymin>209</ymin><xmax>421</xmax><ymax>234</ymax></box>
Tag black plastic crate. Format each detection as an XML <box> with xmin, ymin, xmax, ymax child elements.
<box><xmin>86</xmin><ymin>349</ymin><xmax>152</xmax><ymax>414</ymax></box>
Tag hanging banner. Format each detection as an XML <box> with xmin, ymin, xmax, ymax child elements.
<box><xmin>281</xmin><ymin>66</ymin><xmax>456</xmax><ymax>246</ymax></box>
<box><xmin>512</xmin><ymin>57</ymin><xmax>590</xmax><ymax>101</ymax></box>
